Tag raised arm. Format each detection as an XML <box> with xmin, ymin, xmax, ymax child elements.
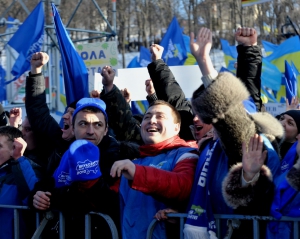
<box><xmin>100</xmin><ymin>66</ymin><xmax>142</xmax><ymax>144</ymax></box>
<box><xmin>147</xmin><ymin>44</ymin><xmax>194</xmax><ymax>141</ymax></box>
<box><xmin>190</xmin><ymin>27</ymin><xmax>217</xmax><ymax>80</ymax></box>
<box><xmin>235</xmin><ymin>27</ymin><xmax>262</xmax><ymax>111</ymax></box>
<box><xmin>25</xmin><ymin>52</ymin><xmax>62</xmax><ymax>156</ymax></box>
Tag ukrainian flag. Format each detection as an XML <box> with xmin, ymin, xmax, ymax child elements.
<box><xmin>220</xmin><ymin>39</ymin><xmax>237</xmax><ymax>71</ymax></box>
<box><xmin>265</xmin><ymin>36</ymin><xmax>300</xmax><ymax>73</ymax></box>
<box><xmin>262</xmin><ymin>40</ymin><xmax>278</xmax><ymax>56</ymax></box>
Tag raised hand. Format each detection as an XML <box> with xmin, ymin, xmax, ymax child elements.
<box><xmin>145</xmin><ymin>79</ymin><xmax>155</xmax><ymax>96</ymax></box>
<box><xmin>242</xmin><ymin>134</ymin><xmax>267</xmax><ymax>181</ymax></box>
<box><xmin>90</xmin><ymin>90</ymin><xmax>101</xmax><ymax>98</ymax></box>
<box><xmin>31</xmin><ymin>52</ymin><xmax>49</xmax><ymax>74</ymax></box>
<box><xmin>120</xmin><ymin>88</ymin><xmax>131</xmax><ymax>103</ymax></box>
<box><xmin>11</xmin><ymin>137</ymin><xmax>27</xmax><ymax>160</ymax></box>
<box><xmin>190</xmin><ymin>27</ymin><xmax>212</xmax><ymax>61</ymax></box>
<box><xmin>101</xmin><ymin>66</ymin><xmax>115</xmax><ymax>92</ymax></box>
<box><xmin>9</xmin><ymin>108</ymin><xmax>22</xmax><ymax>128</ymax></box>
<box><xmin>150</xmin><ymin>44</ymin><xmax>164</xmax><ymax>61</ymax></box>
<box><xmin>235</xmin><ymin>27</ymin><xmax>257</xmax><ymax>46</ymax></box>
<box><xmin>286</xmin><ymin>97</ymin><xmax>299</xmax><ymax>111</ymax></box>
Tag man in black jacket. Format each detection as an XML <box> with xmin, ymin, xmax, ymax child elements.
<box><xmin>26</xmin><ymin>53</ymin><xmax>135</xmax><ymax>238</ymax></box>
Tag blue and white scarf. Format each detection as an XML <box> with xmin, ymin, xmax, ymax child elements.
<box><xmin>184</xmin><ymin>140</ymin><xmax>223</xmax><ymax>239</ymax></box>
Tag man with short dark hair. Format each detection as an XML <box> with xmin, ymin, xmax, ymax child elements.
<box><xmin>110</xmin><ymin>100</ymin><xmax>199</xmax><ymax>239</ymax></box>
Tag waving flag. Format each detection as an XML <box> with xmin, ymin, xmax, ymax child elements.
<box><xmin>127</xmin><ymin>56</ymin><xmax>141</xmax><ymax>68</ymax></box>
<box><xmin>182</xmin><ymin>34</ymin><xmax>197</xmax><ymax>65</ymax></box>
<box><xmin>261</xmin><ymin>59</ymin><xmax>282</xmax><ymax>91</ymax></box>
<box><xmin>51</xmin><ymin>3</ymin><xmax>89</xmax><ymax>105</ymax></box>
<box><xmin>160</xmin><ymin>17</ymin><xmax>187</xmax><ymax>66</ymax></box>
<box><xmin>0</xmin><ymin>65</ymin><xmax>6</xmax><ymax>101</ymax></box>
<box><xmin>7</xmin><ymin>2</ymin><xmax>44</xmax><ymax>84</ymax></box>
<box><xmin>262</xmin><ymin>40</ymin><xmax>278</xmax><ymax>56</ymax></box>
<box><xmin>139</xmin><ymin>46</ymin><xmax>151</xmax><ymax>67</ymax></box>
<box><xmin>284</xmin><ymin>60</ymin><xmax>298</xmax><ymax>103</ymax></box>
<box><xmin>220</xmin><ymin>39</ymin><xmax>237</xmax><ymax>72</ymax></box>
<box><xmin>265</xmin><ymin>36</ymin><xmax>300</xmax><ymax>73</ymax></box>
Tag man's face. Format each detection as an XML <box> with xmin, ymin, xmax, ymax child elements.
<box><xmin>73</xmin><ymin>110</ymin><xmax>108</xmax><ymax>146</ymax></box>
<box><xmin>141</xmin><ymin>104</ymin><xmax>180</xmax><ymax>145</ymax></box>
<box><xmin>61</xmin><ymin>107</ymin><xmax>75</xmax><ymax>141</ymax></box>
<box><xmin>21</xmin><ymin>118</ymin><xmax>36</xmax><ymax>151</ymax></box>
<box><xmin>192</xmin><ymin>115</ymin><xmax>213</xmax><ymax>141</ymax></box>
<box><xmin>0</xmin><ymin>135</ymin><xmax>13</xmax><ymax>165</ymax></box>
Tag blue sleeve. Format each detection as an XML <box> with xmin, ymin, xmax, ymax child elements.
<box><xmin>261</xmin><ymin>134</ymin><xmax>281</xmax><ymax>179</ymax></box>
<box><xmin>11</xmin><ymin>156</ymin><xmax>40</xmax><ymax>204</ymax></box>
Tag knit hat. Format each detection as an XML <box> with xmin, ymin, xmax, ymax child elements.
<box><xmin>68</xmin><ymin>139</ymin><xmax>101</xmax><ymax>182</ymax></box>
<box><xmin>283</xmin><ymin>110</ymin><xmax>300</xmax><ymax>133</ymax></box>
<box><xmin>73</xmin><ymin>98</ymin><xmax>108</xmax><ymax>122</ymax></box>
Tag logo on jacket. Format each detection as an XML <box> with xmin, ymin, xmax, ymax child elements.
<box><xmin>149</xmin><ymin>161</ymin><xmax>167</xmax><ymax>169</ymax></box>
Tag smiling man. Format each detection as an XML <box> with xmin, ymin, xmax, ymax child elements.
<box><xmin>110</xmin><ymin>100</ymin><xmax>199</xmax><ymax>239</ymax></box>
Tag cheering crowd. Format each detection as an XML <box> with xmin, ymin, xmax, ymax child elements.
<box><xmin>0</xmin><ymin>26</ymin><xmax>300</xmax><ymax>239</ymax></box>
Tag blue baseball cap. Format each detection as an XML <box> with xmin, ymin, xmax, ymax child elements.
<box><xmin>73</xmin><ymin>98</ymin><xmax>108</xmax><ymax>122</ymax></box>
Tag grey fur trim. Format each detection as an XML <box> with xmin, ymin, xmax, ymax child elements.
<box><xmin>222</xmin><ymin>163</ymin><xmax>272</xmax><ymax>209</ymax></box>
<box><xmin>214</xmin><ymin>105</ymin><xmax>256</xmax><ymax>166</ymax></box>
<box><xmin>192</xmin><ymin>72</ymin><xmax>250</xmax><ymax>124</ymax></box>
<box><xmin>286</xmin><ymin>158</ymin><xmax>300</xmax><ymax>191</ymax></box>
<box><xmin>251</xmin><ymin>112</ymin><xmax>285</xmax><ymax>141</ymax></box>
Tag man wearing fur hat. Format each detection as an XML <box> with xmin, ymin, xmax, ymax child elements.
<box><xmin>181</xmin><ymin>27</ymin><xmax>283</xmax><ymax>239</ymax></box>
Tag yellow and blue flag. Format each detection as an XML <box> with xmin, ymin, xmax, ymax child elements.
<box><xmin>160</xmin><ymin>17</ymin><xmax>187</xmax><ymax>66</ymax></box>
<box><xmin>265</xmin><ymin>36</ymin><xmax>300</xmax><ymax>73</ymax></box>
<box><xmin>220</xmin><ymin>39</ymin><xmax>237</xmax><ymax>72</ymax></box>
<box><xmin>182</xmin><ymin>34</ymin><xmax>197</xmax><ymax>65</ymax></box>
<box><xmin>262</xmin><ymin>40</ymin><xmax>278</xmax><ymax>56</ymax></box>
<box><xmin>7</xmin><ymin>2</ymin><xmax>44</xmax><ymax>84</ymax></box>
<box><xmin>261</xmin><ymin>59</ymin><xmax>282</xmax><ymax>91</ymax></box>
<box><xmin>52</xmin><ymin>3</ymin><xmax>89</xmax><ymax>105</ymax></box>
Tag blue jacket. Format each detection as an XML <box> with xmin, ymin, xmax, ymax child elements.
<box><xmin>0</xmin><ymin>157</ymin><xmax>40</xmax><ymax>239</ymax></box>
<box><xmin>266</xmin><ymin>142</ymin><xmax>300</xmax><ymax>239</ymax></box>
<box><xmin>119</xmin><ymin>147</ymin><xmax>196</xmax><ymax>239</ymax></box>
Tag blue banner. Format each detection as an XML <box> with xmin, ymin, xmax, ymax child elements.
<box><xmin>52</xmin><ymin>3</ymin><xmax>89</xmax><ymax>105</ymax></box>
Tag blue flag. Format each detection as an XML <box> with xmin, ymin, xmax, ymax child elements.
<box><xmin>265</xmin><ymin>36</ymin><xmax>300</xmax><ymax>72</ymax></box>
<box><xmin>0</xmin><ymin>65</ymin><xmax>6</xmax><ymax>101</ymax></box>
<box><xmin>220</xmin><ymin>39</ymin><xmax>237</xmax><ymax>72</ymax></box>
<box><xmin>51</xmin><ymin>3</ymin><xmax>89</xmax><ymax>105</ymax></box>
<box><xmin>139</xmin><ymin>46</ymin><xmax>151</xmax><ymax>67</ymax></box>
<box><xmin>7</xmin><ymin>2</ymin><xmax>44</xmax><ymax>84</ymax></box>
<box><xmin>284</xmin><ymin>60</ymin><xmax>298</xmax><ymax>104</ymax></box>
<box><xmin>262</xmin><ymin>40</ymin><xmax>278</xmax><ymax>56</ymax></box>
<box><xmin>160</xmin><ymin>17</ymin><xmax>187</xmax><ymax>66</ymax></box>
<box><xmin>261</xmin><ymin>59</ymin><xmax>282</xmax><ymax>91</ymax></box>
<box><xmin>127</xmin><ymin>56</ymin><xmax>141</xmax><ymax>68</ymax></box>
